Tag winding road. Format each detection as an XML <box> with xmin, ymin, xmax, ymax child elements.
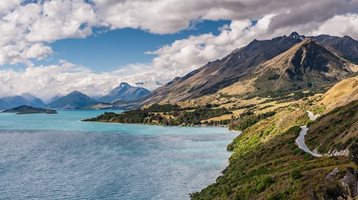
<box><xmin>295</xmin><ymin>111</ymin><xmax>323</xmax><ymax>157</ymax></box>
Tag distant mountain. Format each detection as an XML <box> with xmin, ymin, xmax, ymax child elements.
<box><xmin>145</xmin><ymin>32</ymin><xmax>358</xmax><ymax>104</ymax></box>
<box><xmin>0</xmin><ymin>99</ymin><xmax>8</xmax><ymax>110</ymax></box>
<box><xmin>99</xmin><ymin>82</ymin><xmax>150</xmax><ymax>103</ymax></box>
<box><xmin>312</xmin><ymin>34</ymin><xmax>358</xmax><ymax>64</ymax></box>
<box><xmin>0</xmin><ymin>94</ymin><xmax>46</xmax><ymax>109</ymax></box>
<box><xmin>21</xmin><ymin>93</ymin><xmax>46</xmax><ymax>107</ymax></box>
<box><xmin>48</xmin><ymin>91</ymin><xmax>98</xmax><ymax>109</ymax></box>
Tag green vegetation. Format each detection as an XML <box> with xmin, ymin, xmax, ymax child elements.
<box><xmin>191</xmin><ymin>109</ymin><xmax>354</xmax><ymax>200</ymax></box>
<box><xmin>349</xmin><ymin>140</ymin><xmax>358</xmax><ymax>165</ymax></box>
<box><xmin>84</xmin><ymin>103</ymin><xmax>231</xmax><ymax>126</ymax></box>
<box><xmin>145</xmin><ymin>103</ymin><xmax>182</xmax><ymax>112</ymax></box>
<box><xmin>229</xmin><ymin>111</ymin><xmax>276</xmax><ymax>131</ymax></box>
<box><xmin>306</xmin><ymin>100</ymin><xmax>358</xmax><ymax>154</ymax></box>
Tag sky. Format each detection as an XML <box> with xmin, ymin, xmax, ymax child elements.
<box><xmin>0</xmin><ymin>0</ymin><xmax>357</xmax><ymax>100</ymax></box>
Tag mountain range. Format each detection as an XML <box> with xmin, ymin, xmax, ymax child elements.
<box><xmin>0</xmin><ymin>94</ymin><xmax>46</xmax><ymax>109</ymax></box>
<box><xmin>144</xmin><ymin>32</ymin><xmax>358</xmax><ymax>104</ymax></box>
<box><xmin>1</xmin><ymin>32</ymin><xmax>357</xmax><ymax>111</ymax></box>
<box><xmin>0</xmin><ymin>82</ymin><xmax>149</xmax><ymax>110</ymax></box>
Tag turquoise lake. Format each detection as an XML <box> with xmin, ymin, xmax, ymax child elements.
<box><xmin>0</xmin><ymin>110</ymin><xmax>236</xmax><ymax>200</ymax></box>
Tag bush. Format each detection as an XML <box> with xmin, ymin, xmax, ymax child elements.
<box><xmin>254</xmin><ymin>176</ymin><xmax>275</xmax><ymax>193</ymax></box>
<box><xmin>290</xmin><ymin>169</ymin><xmax>302</xmax><ymax>180</ymax></box>
<box><xmin>349</xmin><ymin>140</ymin><xmax>358</xmax><ymax>165</ymax></box>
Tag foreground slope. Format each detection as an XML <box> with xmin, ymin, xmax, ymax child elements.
<box><xmin>306</xmin><ymin>100</ymin><xmax>358</xmax><ymax>155</ymax></box>
<box><xmin>191</xmin><ymin>74</ymin><xmax>358</xmax><ymax>199</ymax></box>
<box><xmin>191</xmin><ymin>108</ymin><xmax>355</xmax><ymax>200</ymax></box>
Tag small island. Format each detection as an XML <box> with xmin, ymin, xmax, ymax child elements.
<box><xmin>3</xmin><ymin>105</ymin><xmax>57</xmax><ymax>114</ymax></box>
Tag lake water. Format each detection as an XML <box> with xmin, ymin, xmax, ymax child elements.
<box><xmin>0</xmin><ymin>110</ymin><xmax>236</xmax><ymax>200</ymax></box>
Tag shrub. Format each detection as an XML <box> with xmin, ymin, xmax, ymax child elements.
<box><xmin>348</xmin><ymin>140</ymin><xmax>358</xmax><ymax>165</ymax></box>
<box><xmin>290</xmin><ymin>169</ymin><xmax>302</xmax><ymax>180</ymax></box>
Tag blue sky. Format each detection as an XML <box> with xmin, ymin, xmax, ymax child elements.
<box><xmin>0</xmin><ymin>0</ymin><xmax>355</xmax><ymax>99</ymax></box>
<box><xmin>41</xmin><ymin>20</ymin><xmax>230</xmax><ymax>72</ymax></box>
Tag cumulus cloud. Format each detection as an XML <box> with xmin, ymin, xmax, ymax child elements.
<box><xmin>93</xmin><ymin>0</ymin><xmax>358</xmax><ymax>34</ymax></box>
<box><xmin>0</xmin><ymin>0</ymin><xmax>97</xmax><ymax>65</ymax></box>
<box><xmin>0</xmin><ymin>61</ymin><xmax>119</xmax><ymax>100</ymax></box>
<box><xmin>0</xmin><ymin>0</ymin><xmax>357</xmax><ymax>98</ymax></box>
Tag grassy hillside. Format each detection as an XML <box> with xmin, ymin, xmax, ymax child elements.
<box><xmin>320</xmin><ymin>75</ymin><xmax>358</xmax><ymax>111</ymax></box>
<box><xmin>306</xmin><ymin>100</ymin><xmax>358</xmax><ymax>154</ymax></box>
<box><xmin>191</xmin><ymin>108</ymin><xmax>355</xmax><ymax>200</ymax></box>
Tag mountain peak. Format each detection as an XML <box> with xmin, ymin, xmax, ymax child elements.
<box><xmin>119</xmin><ymin>82</ymin><xmax>131</xmax><ymax>87</ymax></box>
<box><xmin>69</xmin><ymin>90</ymin><xmax>84</xmax><ymax>95</ymax></box>
<box><xmin>48</xmin><ymin>90</ymin><xmax>97</xmax><ymax>109</ymax></box>
<box><xmin>98</xmin><ymin>82</ymin><xmax>150</xmax><ymax>103</ymax></box>
<box><xmin>287</xmin><ymin>31</ymin><xmax>305</xmax><ymax>40</ymax></box>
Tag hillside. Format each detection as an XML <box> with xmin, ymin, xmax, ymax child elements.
<box><xmin>190</xmin><ymin>69</ymin><xmax>358</xmax><ymax>199</ymax></box>
<box><xmin>191</xmin><ymin>107</ymin><xmax>355</xmax><ymax>200</ymax></box>
<box><xmin>98</xmin><ymin>82</ymin><xmax>150</xmax><ymax>103</ymax></box>
<box><xmin>320</xmin><ymin>75</ymin><xmax>358</xmax><ymax>111</ymax></box>
<box><xmin>48</xmin><ymin>91</ymin><xmax>98</xmax><ymax>109</ymax></box>
<box><xmin>306</xmin><ymin>100</ymin><xmax>358</xmax><ymax>155</ymax></box>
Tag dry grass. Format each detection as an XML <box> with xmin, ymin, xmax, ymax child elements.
<box><xmin>321</xmin><ymin>75</ymin><xmax>358</xmax><ymax>111</ymax></box>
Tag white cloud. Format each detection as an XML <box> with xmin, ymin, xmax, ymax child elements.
<box><xmin>93</xmin><ymin>0</ymin><xmax>358</xmax><ymax>34</ymax></box>
<box><xmin>0</xmin><ymin>61</ymin><xmax>117</xmax><ymax>100</ymax></box>
<box><xmin>0</xmin><ymin>0</ymin><xmax>97</xmax><ymax>65</ymax></box>
<box><xmin>0</xmin><ymin>0</ymin><xmax>356</xmax><ymax>66</ymax></box>
<box><xmin>311</xmin><ymin>14</ymin><xmax>358</xmax><ymax>39</ymax></box>
<box><xmin>0</xmin><ymin>0</ymin><xmax>357</xmax><ymax>99</ymax></box>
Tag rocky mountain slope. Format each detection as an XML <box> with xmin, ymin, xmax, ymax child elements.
<box><xmin>145</xmin><ymin>33</ymin><xmax>303</xmax><ymax>103</ymax></box>
<box><xmin>313</xmin><ymin>34</ymin><xmax>358</xmax><ymax>64</ymax></box>
<box><xmin>252</xmin><ymin>39</ymin><xmax>355</xmax><ymax>95</ymax></box>
<box><xmin>145</xmin><ymin>33</ymin><xmax>358</xmax><ymax>104</ymax></box>
<box><xmin>98</xmin><ymin>82</ymin><xmax>150</xmax><ymax>103</ymax></box>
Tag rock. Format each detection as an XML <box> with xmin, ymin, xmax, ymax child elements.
<box><xmin>326</xmin><ymin>167</ymin><xmax>340</xmax><ymax>182</ymax></box>
<box><xmin>340</xmin><ymin>168</ymin><xmax>358</xmax><ymax>197</ymax></box>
